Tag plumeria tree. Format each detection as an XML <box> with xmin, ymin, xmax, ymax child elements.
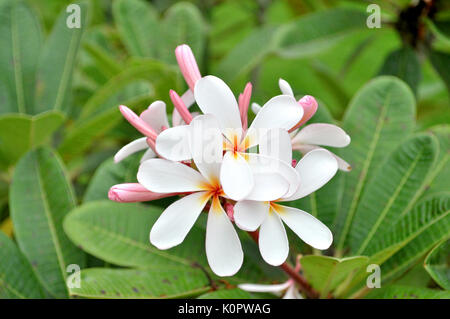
<box><xmin>0</xmin><ymin>0</ymin><xmax>448</xmax><ymax>300</ymax></box>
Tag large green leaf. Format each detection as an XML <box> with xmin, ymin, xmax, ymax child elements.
<box><xmin>0</xmin><ymin>0</ymin><xmax>42</xmax><ymax>114</ymax></box>
<box><xmin>301</xmin><ymin>255</ymin><xmax>369</xmax><ymax>298</ymax></box>
<box><xmin>0</xmin><ymin>111</ymin><xmax>65</xmax><ymax>167</ymax></box>
<box><xmin>429</xmin><ymin>50</ymin><xmax>450</xmax><ymax>91</ymax></box>
<box><xmin>198</xmin><ymin>288</ymin><xmax>257</xmax><ymax>299</ymax></box>
<box><xmin>10</xmin><ymin>147</ymin><xmax>86</xmax><ymax>298</ymax></box>
<box><xmin>275</xmin><ymin>8</ymin><xmax>368</xmax><ymax>59</ymax></box>
<box><xmin>378</xmin><ymin>47</ymin><xmax>422</xmax><ymax>95</ymax></box>
<box><xmin>424</xmin><ymin>239</ymin><xmax>449</xmax><ymax>290</ymax></box>
<box><xmin>112</xmin><ymin>0</ymin><xmax>159</xmax><ymax>58</ymax></box>
<box><xmin>0</xmin><ymin>232</ymin><xmax>45</xmax><ymax>298</ymax></box>
<box><xmin>350</xmin><ymin>133</ymin><xmax>438</xmax><ymax>255</ymax></box>
<box><xmin>35</xmin><ymin>2</ymin><xmax>87</xmax><ymax>114</ymax></box>
<box><xmin>333</xmin><ymin>76</ymin><xmax>416</xmax><ymax>253</ymax></box>
<box><xmin>158</xmin><ymin>2</ymin><xmax>205</xmax><ymax>65</ymax></box>
<box><xmin>69</xmin><ymin>267</ymin><xmax>210</xmax><ymax>299</ymax></box>
<box><xmin>366</xmin><ymin>285</ymin><xmax>450</xmax><ymax>299</ymax></box>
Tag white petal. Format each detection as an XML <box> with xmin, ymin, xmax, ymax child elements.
<box><xmin>294</xmin><ymin>144</ymin><xmax>352</xmax><ymax>172</ymax></box>
<box><xmin>155</xmin><ymin>125</ymin><xmax>191</xmax><ymax>161</ymax></box>
<box><xmin>282</xmin><ymin>149</ymin><xmax>338</xmax><ymax>201</ymax></box>
<box><xmin>292</xmin><ymin>123</ymin><xmax>351</xmax><ymax>147</ymax></box>
<box><xmin>283</xmin><ymin>284</ymin><xmax>303</xmax><ymax>299</ymax></box>
<box><xmin>238</xmin><ymin>281</ymin><xmax>291</xmax><ymax>293</ymax></box>
<box><xmin>189</xmin><ymin>115</ymin><xmax>223</xmax><ymax>183</ymax></box>
<box><xmin>140</xmin><ymin>101</ymin><xmax>169</xmax><ymax>133</ymax></box>
<box><xmin>259</xmin><ymin>210</ymin><xmax>289</xmax><ymax>266</ymax></box>
<box><xmin>220</xmin><ymin>151</ymin><xmax>253</xmax><ymax>201</ymax></box>
<box><xmin>194</xmin><ymin>76</ymin><xmax>242</xmax><ymax>135</ymax></box>
<box><xmin>247</xmin><ymin>153</ymin><xmax>300</xmax><ymax>199</ymax></box>
<box><xmin>137</xmin><ymin>158</ymin><xmax>206</xmax><ymax>193</ymax></box>
<box><xmin>150</xmin><ymin>192</ymin><xmax>209</xmax><ymax>249</ymax></box>
<box><xmin>181</xmin><ymin>89</ymin><xmax>195</xmax><ymax>108</ymax></box>
<box><xmin>206</xmin><ymin>197</ymin><xmax>243</xmax><ymax>276</ymax></box>
<box><xmin>234</xmin><ymin>200</ymin><xmax>269</xmax><ymax>231</ymax></box>
<box><xmin>246</xmin><ymin>95</ymin><xmax>303</xmax><ymax>148</ymax></box>
<box><xmin>140</xmin><ymin>147</ymin><xmax>156</xmax><ymax>163</ymax></box>
<box><xmin>114</xmin><ymin>137</ymin><xmax>148</xmax><ymax>163</ymax></box>
<box><xmin>245</xmin><ymin>172</ymin><xmax>289</xmax><ymax>201</ymax></box>
<box><xmin>278</xmin><ymin>78</ymin><xmax>294</xmax><ymax>96</ymax></box>
<box><xmin>259</xmin><ymin>128</ymin><xmax>292</xmax><ymax>166</ymax></box>
<box><xmin>275</xmin><ymin>205</ymin><xmax>333</xmax><ymax>250</ymax></box>
<box><xmin>251</xmin><ymin>102</ymin><xmax>262</xmax><ymax>115</ymax></box>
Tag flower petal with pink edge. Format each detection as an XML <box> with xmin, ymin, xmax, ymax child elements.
<box><xmin>114</xmin><ymin>137</ymin><xmax>148</xmax><ymax>163</ymax></box>
<box><xmin>259</xmin><ymin>209</ymin><xmax>289</xmax><ymax>266</ymax></box>
<box><xmin>291</xmin><ymin>95</ymin><xmax>318</xmax><ymax>130</ymax></box>
<box><xmin>274</xmin><ymin>204</ymin><xmax>333</xmax><ymax>250</ymax></box>
<box><xmin>220</xmin><ymin>151</ymin><xmax>253</xmax><ymax>201</ymax></box>
<box><xmin>140</xmin><ymin>101</ymin><xmax>169</xmax><ymax>133</ymax></box>
<box><xmin>206</xmin><ymin>197</ymin><xmax>243</xmax><ymax>277</ymax></box>
<box><xmin>137</xmin><ymin>158</ymin><xmax>206</xmax><ymax>193</ymax></box>
<box><xmin>155</xmin><ymin>125</ymin><xmax>192</xmax><ymax>161</ymax></box>
<box><xmin>292</xmin><ymin>123</ymin><xmax>351</xmax><ymax>147</ymax></box>
<box><xmin>150</xmin><ymin>192</ymin><xmax>209</xmax><ymax>250</ymax></box>
<box><xmin>108</xmin><ymin>183</ymin><xmax>175</xmax><ymax>203</ymax></box>
<box><xmin>234</xmin><ymin>200</ymin><xmax>269</xmax><ymax>231</ymax></box>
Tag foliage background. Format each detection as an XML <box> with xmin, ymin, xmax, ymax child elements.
<box><xmin>0</xmin><ymin>0</ymin><xmax>449</xmax><ymax>299</ymax></box>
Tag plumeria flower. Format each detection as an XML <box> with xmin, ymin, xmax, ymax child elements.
<box><xmin>234</xmin><ymin>129</ymin><xmax>338</xmax><ymax>266</ymax></box>
<box><xmin>156</xmin><ymin>75</ymin><xmax>303</xmax><ymax>200</ymax></box>
<box><xmin>252</xmin><ymin>78</ymin><xmax>352</xmax><ymax>171</ymax></box>
<box><xmin>135</xmin><ymin>115</ymin><xmax>291</xmax><ymax>276</ymax></box>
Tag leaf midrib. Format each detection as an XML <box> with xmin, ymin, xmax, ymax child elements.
<box><xmin>11</xmin><ymin>4</ymin><xmax>26</xmax><ymax>113</ymax></box>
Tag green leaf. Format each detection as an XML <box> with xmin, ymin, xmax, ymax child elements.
<box><xmin>112</xmin><ymin>0</ymin><xmax>159</xmax><ymax>58</ymax></box>
<box><xmin>301</xmin><ymin>255</ymin><xmax>369</xmax><ymax>298</ymax></box>
<box><xmin>69</xmin><ymin>267</ymin><xmax>210</xmax><ymax>299</ymax></box>
<box><xmin>198</xmin><ymin>288</ymin><xmax>257</xmax><ymax>299</ymax></box>
<box><xmin>350</xmin><ymin>133</ymin><xmax>439</xmax><ymax>255</ymax></box>
<box><xmin>424</xmin><ymin>240</ymin><xmax>450</xmax><ymax>290</ymax></box>
<box><xmin>333</xmin><ymin>76</ymin><xmax>416</xmax><ymax>253</ymax></box>
<box><xmin>215</xmin><ymin>26</ymin><xmax>279</xmax><ymax>83</ymax></box>
<box><xmin>35</xmin><ymin>2</ymin><xmax>87</xmax><ymax>114</ymax></box>
<box><xmin>0</xmin><ymin>111</ymin><xmax>65</xmax><ymax>167</ymax></box>
<box><xmin>378</xmin><ymin>47</ymin><xmax>422</xmax><ymax>95</ymax></box>
<box><xmin>158</xmin><ymin>2</ymin><xmax>205</xmax><ymax>65</ymax></box>
<box><xmin>0</xmin><ymin>0</ymin><xmax>42</xmax><ymax>114</ymax></box>
<box><xmin>10</xmin><ymin>147</ymin><xmax>86</xmax><ymax>298</ymax></box>
<box><xmin>275</xmin><ymin>8</ymin><xmax>368</xmax><ymax>59</ymax></box>
<box><xmin>429</xmin><ymin>50</ymin><xmax>450</xmax><ymax>91</ymax></box>
<box><xmin>366</xmin><ymin>285</ymin><xmax>450</xmax><ymax>299</ymax></box>
<box><xmin>0</xmin><ymin>232</ymin><xmax>46</xmax><ymax>298</ymax></box>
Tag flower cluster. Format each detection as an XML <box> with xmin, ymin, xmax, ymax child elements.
<box><xmin>108</xmin><ymin>44</ymin><xmax>351</xmax><ymax>278</ymax></box>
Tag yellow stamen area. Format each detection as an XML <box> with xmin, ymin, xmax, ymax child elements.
<box><xmin>197</xmin><ymin>177</ymin><xmax>224</xmax><ymax>208</ymax></box>
<box><xmin>269</xmin><ymin>202</ymin><xmax>285</xmax><ymax>215</ymax></box>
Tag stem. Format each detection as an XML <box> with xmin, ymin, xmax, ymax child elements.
<box><xmin>247</xmin><ymin>231</ymin><xmax>320</xmax><ymax>299</ymax></box>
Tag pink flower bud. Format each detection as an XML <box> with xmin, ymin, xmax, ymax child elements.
<box><xmin>119</xmin><ymin>105</ymin><xmax>157</xmax><ymax>141</ymax></box>
<box><xmin>289</xmin><ymin>95</ymin><xmax>318</xmax><ymax>132</ymax></box>
<box><xmin>169</xmin><ymin>90</ymin><xmax>193</xmax><ymax>124</ymax></box>
<box><xmin>175</xmin><ymin>44</ymin><xmax>201</xmax><ymax>92</ymax></box>
<box><xmin>238</xmin><ymin>82</ymin><xmax>252</xmax><ymax>130</ymax></box>
<box><xmin>224</xmin><ymin>202</ymin><xmax>235</xmax><ymax>222</ymax></box>
<box><xmin>108</xmin><ymin>183</ymin><xmax>176</xmax><ymax>203</ymax></box>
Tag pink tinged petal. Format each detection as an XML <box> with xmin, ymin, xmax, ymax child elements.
<box><xmin>137</xmin><ymin>158</ymin><xmax>206</xmax><ymax>193</ymax></box>
<box><xmin>292</xmin><ymin>123</ymin><xmax>351</xmax><ymax>147</ymax></box>
<box><xmin>238</xmin><ymin>281</ymin><xmax>291</xmax><ymax>294</ymax></box>
<box><xmin>108</xmin><ymin>183</ymin><xmax>176</xmax><ymax>203</ymax></box>
<box><xmin>234</xmin><ymin>200</ymin><xmax>269</xmax><ymax>231</ymax></box>
<box><xmin>206</xmin><ymin>197</ymin><xmax>244</xmax><ymax>277</ymax></box>
<box><xmin>175</xmin><ymin>44</ymin><xmax>201</xmax><ymax>91</ymax></box>
<box><xmin>155</xmin><ymin>125</ymin><xmax>192</xmax><ymax>161</ymax></box>
<box><xmin>114</xmin><ymin>137</ymin><xmax>148</xmax><ymax>163</ymax></box>
<box><xmin>224</xmin><ymin>202</ymin><xmax>235</xmax><ymax>222</ymax></box>
<box><xmin>119</xmin><ymin>105</ymin><xmax>157</xmax><ymax>140</ymax></box>
<box><xmin>239</xmin><ymin>82</ymin><xmax>252</xmax><ymax>130</ymax></box>
<box><xmin>150</xmin><ymin>192</ymin><xmax>209</xmax><ymax>250</ymax></box>
<box><xmin>189</xmin><ymin>115</ymin><xmax>223</xmax><ymax>183</ymax></box>
<box><xmin>139</xmin><ymin>101</ymin><xmax>170</xmax><ymax>133</ymax></box>
<box><xmin>246</xmin><ymin>95</ymin><xmax>303</xmax><ymax>148</ymax></box>
<box><xmin>275</xmin><ymin>205</ymin><xmax>333</xmax><ymax>250</ymax></box>
<box><xmin>220</xmin><ymin>151</ymin><xmax>254</xmax><ymax>201</ymax></box>
<box><xmin>293</xmin><ymin>144</ymin><xmax>352</xmax><ymax>172</ymax></box>
<box><xmin>290</xmin><ymin>95</ymin><xmax>319</xmax><ymax>131</ymax></box>
<box><xmin>140</xmin><ymin>147</ymin><xmax>156</xmax><ymax>163</ymax></box>
<box><xmin>245</xmin><ymin>173</ymin><xmax>289</xmax><ymax>201</ymax></box>
<box><xmin>251</xmin><ymin>102</ymin><xmax>262</xmax><ymax>115</ymax></box>
<box><xmin>194</xmin><ymin>76</ymin><xmax>242</xmax><ymax>138</ymax></box>
<box><xmin>181</xmin><ymin>89</ymin><xmax>195</xmax><ymax>108</ymax></box>
<box><xmin>170</xmin><ymin>90</ymin><xmax>193</xmax><ymax>125</ymax></box>
<box><xmin>259</xmin><ymin>210</ymin><xmax>289</xmax><ymax>266</ymax></box>
<box><xmin>278</xmin><ymin>78</ymin><xmax>294</xmax><ymax>96</ymax></box>
<box><xmin>282</xmin><ymin>149</ymin><xmax>338</xmax><ymax>201</ymax></box>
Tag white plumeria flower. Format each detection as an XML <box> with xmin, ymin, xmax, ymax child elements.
<box><xmin>136</xmin><ymin>115</ymin><xmax>291</xmax><ymax>276</ymax></box>
<box><xmin>156</xmin><ymin>75</ymin><xmax>303</xmax><ymax>200</ymax></box>
<box><xmin>239</xmin><ymin>279</ymin><xmax>303</xmax><ymax>299</ymax></box>
<box><xmin>252</xmin><ymin>78</ymin><xmax>352</xmax><ymax>171</ymax></box>
<box><xmin>234</xmin><ymin>129</ymin><xmax>338</xmax><ymax>266</ymax></box>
